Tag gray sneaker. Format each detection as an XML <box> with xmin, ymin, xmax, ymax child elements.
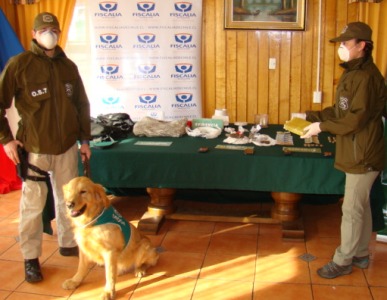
<box><xmin>317</xmin><ymin>261</ymin><xmax>352</xmax><ymax>279</ymax></box>
<box><xmin>352</xmin><ymin>255</ymin><xmax>369</xmax><ymax>269</ymax></box>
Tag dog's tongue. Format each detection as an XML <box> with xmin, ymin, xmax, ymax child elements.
<box><xmin>71</xmin><ymin>210</ymin><xmax>82</xmax><ymax>217</ymax></box>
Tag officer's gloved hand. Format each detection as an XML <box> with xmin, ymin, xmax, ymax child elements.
<box><xmin>301</xmin><ymin>122</ymin><xmax>321</xmax><ymax>139</ymax></box>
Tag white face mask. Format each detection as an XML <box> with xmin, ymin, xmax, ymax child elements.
<box><xmin>38</xmin><ymin>30</ymin><xmax>58</xmax><ymax>50</ymax></box>
<box><xmin>337</xmin><ymin>44</ymin><xmax>354</xmax><ymax>62</ymax></box>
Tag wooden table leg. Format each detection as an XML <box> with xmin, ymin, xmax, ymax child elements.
<box><xmin>137</xmin><ymin>187</ymin><xmax>176</xmax><ymax>235</ymax></box>
<box><xmin>271</xmin><ymin>192</ymin><xmax>304</xmax><ymax>240</ymax></box>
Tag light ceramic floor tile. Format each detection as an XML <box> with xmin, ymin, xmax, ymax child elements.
<box><xmin>151</xmin><ymin>251</ymin><xmax>205</xmax><ymax>278</ymax></box>
<box><xmin>5</xmin><ymin>292</ymin><xmax>67</xmax><ymax>300</ymax></box>
<box><xmin>253</xmin><ymin>282</ymin><xmax>313</xmax><ymax>300</ymax></box>
<box><xmin>255</xmin><ymin>255</ymin><xmax>311</xmax><ymax>284</ymax></box>
<box><xmin>200</xmin><ymin>253</ymin><xmax>256</xmax><ymax>282</ymax></box>
<box><xmin>44</xmin><ymin>249</ymin><xmax>82</xmax><ymax>268</ymax></box>
<box><xmin>0</xmin><ymin>236</ymin><xmax>17</xmax><ymax>256</ymax></box>
<box><xmin>0</xmin><ymin>217</ymin><xmax>19</xmax><ymax>237</ymax></box>
<box><xmin>370</xmin><ymin>287</ymin><xmax>387</xmax><ymax>300</ymax></box>
<box><xmin>0</xmin><ymin>290</ymin><xmax>12</xmax><ymax>300</ymax></box>
<box><xmin>0</xmin><ymin>200</ymin><xmax>19</xmax><ymax>218</ymax></box>
<box><xmin>257</xmin><ymin>234</ymin><xmax>307</xmax><ymax>257</ymax></box>
<box><xmin>2</xmin><ymin>188</ymin><xmax>387</xmax><ymax>300</ymax></box>
<box><xmin>213</xmin><ymin>222</ymin><xmax>259</xmax><ymax>235</ymax></box>
<box><xmin>258</xmin><ymin>223</ymin><xmax>283</xmax><ymax>237</ymax></box>
<box><xmin>369</xmin><ymin>240</ymin><xmax>387</xmax><ymax>262</ymax></box>
<box><xmin>68</xmin><ymin>267</ymin><xmax>140</xmax><ymax>300</ymax></box>
<box><xmin>161</xmin><ymin>231</ymin><xmax>211</xmax><ymax>253</ymax></box>
<box><xmin>363</xmin><ymin>260</ymin><xmax>387</xmax><ymax>287</ymax></box>
<box><xmin>130</xmin><ymin>275</ymin><xmax>197</xmax><ymax>300</ymax></box>
<box><xmin>167</xmin><ymin>220</ymin><xmax>215</xmax><ymax>233</ymax></box>
<box><xmin>312</xmin><ymin>284</ymin><xmax>373</xmax><ymax>300</ymax></box>
<box><xmin>0</xmin><ymin>260</ymin><xmax>25</xmax><ymax>291</ymax></box>
<box><xmin>305</xmin><ymin>236</ymin><xmax>340</xmax><ymax>259</ymax></box>
<box><xmin>0</xmin><ymin>242</ymin><xmax>21</xmax><ymax>261</ymax></box>
<box><xmin>192</xmin><ymin>278</ymin><xmax>253</xmax><ymax>300</ymax></box>
<box><xmin>207</xmin><ymin>232</ymin><xmax>257</xmax><ymax>256</ymax></box>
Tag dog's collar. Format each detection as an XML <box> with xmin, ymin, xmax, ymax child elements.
<box><xmin>80</xmin><ymin>208</ymin><xmax>106</xmax><ymax>228</ymax></box>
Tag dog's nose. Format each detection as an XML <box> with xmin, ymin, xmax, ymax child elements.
<box><xmin>66</xmin><ymin>202</ymin><xmax>75</xmax><ymax>209</ymax></box>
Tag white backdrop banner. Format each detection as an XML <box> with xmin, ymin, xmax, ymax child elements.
<box><xmin>87</xmin><ymin>0</ymin><xmax>203</xmax><ymax>121</ymax></box>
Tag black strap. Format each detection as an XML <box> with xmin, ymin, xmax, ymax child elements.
<box><xmin>25</xmin><ymin>163</ymin><xmax>49</xmax><ymax>182</ymax></box>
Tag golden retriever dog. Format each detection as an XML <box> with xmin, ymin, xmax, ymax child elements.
<box><xmin>62</xmin><ymin>176</ymin><xmax>159</xmax><ymax>300</ymax></box>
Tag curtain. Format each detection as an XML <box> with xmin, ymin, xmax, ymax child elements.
<box><xmin>0</xmin><ymin>0</ymin><xmax>75</xmax><ymax>50</ymax></box>
<box><xmin>349</xmin><ymin>0</ymin><xmax>383</xmax><ymax>3</ymax></box>
<box><xmin>358</xmin><ymin>1</ymin><xmax>387</xmax><ymax>77</ymax></box>
<box><xmin>9</xmin><ymin>0</ymin><xmax>40</xmax><ymax>4</ymax></box>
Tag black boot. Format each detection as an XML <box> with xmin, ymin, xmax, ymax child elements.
<box><xmin>24</xmin><ymin>258</ymin><xmax>43</xmax><ymax>283</ymax></box>
<box><xmin>59</xmin><ymin>246</ymin><xmax>79</xmax><ymax>257</ymax></box>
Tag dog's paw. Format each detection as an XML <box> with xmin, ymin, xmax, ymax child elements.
<box><xmin>101</xmin><ymin>290</ymin><xmax>115</xmax><ymax>300</ymax></box>
<box><xmin>62</xmin><ymin>279</ymin><xmax>81</xmax><ymax>290</ymax></box>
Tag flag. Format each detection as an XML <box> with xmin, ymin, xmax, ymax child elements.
<box><xmin>0</xmin><ymin>7</ymin><xmax>23</xmax><ymax>193</ymax></box>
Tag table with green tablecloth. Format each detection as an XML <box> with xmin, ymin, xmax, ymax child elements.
<box><xmin>83</xmin><ymin>124</ymin><xmax>384</xmax><ymax>237</ymax></box>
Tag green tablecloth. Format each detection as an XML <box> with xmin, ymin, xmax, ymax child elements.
<box><xmin>80</xmin><ymin>124</ymin><xmax>385</xmax><ymax>230</ymax></box>
<box><xmin>83</xmin><ymin>125</ymin><xmax>345</xmax><ymax>194</ymax></box>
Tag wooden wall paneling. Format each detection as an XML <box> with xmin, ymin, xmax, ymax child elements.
<box><xmin>226</xmin><ymin>31</ymin><xmax>237</xmax><ymax>122</ymax></box>
<box><xmin>246</xmin><ymin>31</ymin><xmax>259</xmax><ymax>123</ymax></box>
<box><xmin>279</xmin><ymin>31</ymin><xmax>291</xmax><ymax>123</ymax></box>
<box><xmin>347</xmin><ymin>2</ymin><xmax>359</xmax><ymax>22</ymax></box>
<box><xmin>289</xmin><ymin>32</ymin><xmax>303</xmax><ymax>116</ymax></box>
<box><xmin>201</xmin><ymin>0</ymin><xmax>216</xmax><ymax>117</ymax></box>
<box><xmin>214</xmin><ymin>0</ymin><xmax>227</xmax><ymax>115</ymax></box>
<box><xmin>360</xmin><ymin>2</ymin><xmax>387</xmax><ymax>76</ymax></box>
<box><xmin>236</xmin><ymin>31</ymin><xmax>248</xmax><ymax>122</ymax></box>
<box><xmin>300</xmin><ymin>0</ymin><xmax>314</xmax><ymax>114</ymax></box>
<box><xmin>377</xmin><ymin>3</ymin><xmax>387</xmax><ymax>76</ymax></box>
<box><xmin>256</xmin><ymin>31</ymin><xmax>269</xmax><ymax>119</ymax></box>
<box><xmin>267</xmin><ymin>32</ymin><xmax>280</xmax><ymax>124</ymax></box>
<box><xmin>333</xmin><ymin>0</ymin><xmax>350</xmax><ymax>92</ymax></box>
<box><xmin>322</xmin><ymin>0</ymin><xmax>338</xmax><ymax>108</ymax></box>
<box><xmin>306</xmin><ymin>0</ymin><xmax>321</xmax><ymax>113</ymax></box>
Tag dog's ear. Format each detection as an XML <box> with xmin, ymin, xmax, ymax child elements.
<box><xmin>94</xmin><ymin>183</ymin><xmax>110</xmax><ymax>208</ymax></box>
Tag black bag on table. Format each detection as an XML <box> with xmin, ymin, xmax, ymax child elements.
<box><xmin>91</xmin><ymin>113</ymin><xmax>134</xmax><ymax>142</ymax></box>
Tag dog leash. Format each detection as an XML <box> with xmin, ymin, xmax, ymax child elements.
<box><xmin>82</xmin><ymin>154</ymin><xmax>91</xmax><ymax>178</ymax></box>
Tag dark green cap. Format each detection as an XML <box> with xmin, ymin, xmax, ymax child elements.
<box><xmin>33</xmin><ymin>12</ymin><xmax>60</xmax><ymax>31</ymax></box>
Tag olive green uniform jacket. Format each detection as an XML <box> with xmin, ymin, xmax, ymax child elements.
<box><xmin>307</xmin><ymin>56</ymin><xmax>386</xmax><ymax>174</ymax></box>
<box><xmin>0</xmin><ymin>40</ymin><xmax>91</xmax><ymax>154</ymax></box>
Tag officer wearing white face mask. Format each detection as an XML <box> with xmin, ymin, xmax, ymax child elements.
<box><xmin>33</xmin><ymin>12</ymin><xmax>60</xmax><ymax>53</ymax></box>
<box><xmin>301</xmin><ymin>22</ymin><xmax>387</xmax><ymax>279</ymax></box>
<box><xmin>0</xmin><ymin>12</ymin><xmax>92</xmax><ymax>283</ymax></box>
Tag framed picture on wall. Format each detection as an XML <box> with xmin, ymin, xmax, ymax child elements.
<box><xmin>225</xmin><ymin>0</ymin><xmax>306</xmax><ymax>30</ymax></box>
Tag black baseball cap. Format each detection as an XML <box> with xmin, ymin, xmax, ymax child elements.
<box><xmin>330</xmin><ymin>22</ymin><xmax>372</xmax><ymax>43</ymax></box>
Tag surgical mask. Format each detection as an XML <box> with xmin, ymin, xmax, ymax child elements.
<box><xmin>337</xmin><ymin>44</ymin><xmax>354</xmax><ymax>62</ymax></box>
<box><xmin>38</xmin><ymin>30</ymin><xmax>58</xmax><ymax>50</ymax></box>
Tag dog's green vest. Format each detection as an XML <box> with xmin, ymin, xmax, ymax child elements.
<box><xmin>93</xmin><ymin>206</ymin><xmax>131</xmax><ymax>247</ymax></box>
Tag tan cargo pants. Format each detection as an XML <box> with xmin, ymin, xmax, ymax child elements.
<box><xmin>19</xmin><ymin>144</ymin><xmax>78</xmax><ymax>259</ymax></box>
<box><xmin>333</xmin><ymin>171</ymin><xmax>379</xmax><ymax>266</ymax></box>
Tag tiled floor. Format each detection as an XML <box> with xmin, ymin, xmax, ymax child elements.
<box><xmin>1</xmin><ymin>189</ymin><xmax>387</xmax><ymax>300</ymax></box>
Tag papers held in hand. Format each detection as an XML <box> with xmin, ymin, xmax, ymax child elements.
<box><xmin>283</xmin><ymin>117</ymin><xmax>311</xmax><ymax>136</ymax></box>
